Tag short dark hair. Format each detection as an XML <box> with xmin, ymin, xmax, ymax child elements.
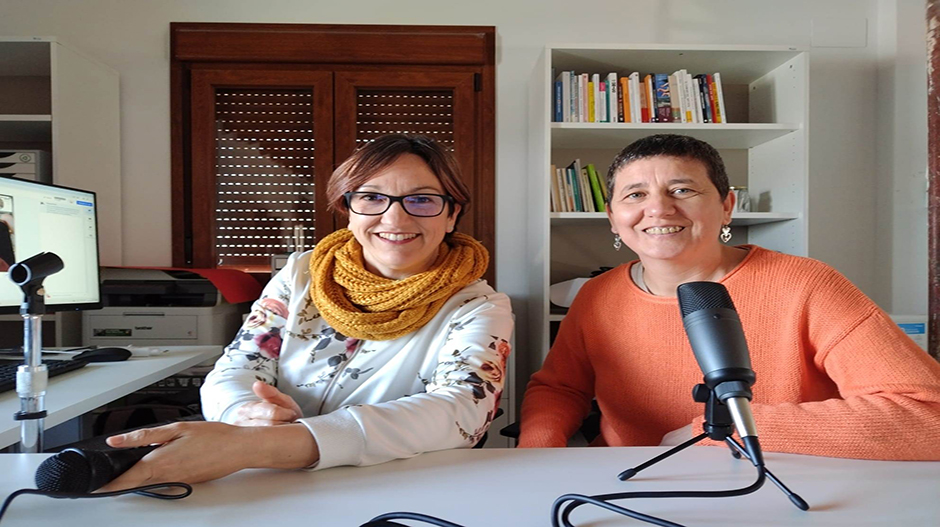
<box><xmin>605</xmin><ymin>134</ymin><xmax>729</xmax><ymax>202</ymax></box>
<box><xmin>326</xmin><ymin>134</ymin><xmax>470</xmax><ymax>228</ymax></box>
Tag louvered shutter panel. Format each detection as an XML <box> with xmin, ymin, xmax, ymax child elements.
<box><xmin>189</xmin><ymin>70</ymin><xmax>333</xmax><ymax>271</ymax></box>
<box><xmin>355</xmin><ymin>90</ymin><xmax>455</xmax><ymax>148</ymax></box>
<box><xmin>213</xmin><ymin>87</ymin><xmax>316</xmax><ymax>269</ymax></box>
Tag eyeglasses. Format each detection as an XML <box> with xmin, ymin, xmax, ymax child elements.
<box><xmin>343</xmin><ymin>192</ymin><xmax>455</xmax><ymax>217</ymax></box>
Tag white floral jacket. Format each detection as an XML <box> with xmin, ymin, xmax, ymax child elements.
<box><xmin>200</xmin><ymin>251</ymin><xmax>513</xmax><ymax>469</ymax></box>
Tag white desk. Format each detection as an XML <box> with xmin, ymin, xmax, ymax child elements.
<box><xmin>0</xmin><ymin>446</ymin><xmax>937</xmax><ymax>526</ymax></box>
<box><xmin>0</xmin><ymin>346</ymin><xmax>222</xmax><ymax>449</ymax></box>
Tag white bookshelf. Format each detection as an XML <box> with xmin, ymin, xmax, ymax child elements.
<box><xmin>0</xmin><ymin>37</ymin><xmax>122</xmax><ymax>266</ymax></box>
<box><xmin>526</xmin><ymin>44</ymin><xmax>809</xmax><ymax>376</ymax></box>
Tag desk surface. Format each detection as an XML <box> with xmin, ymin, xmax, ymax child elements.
<box><xmin>0</xmin><ymin>346</ymin><xmax>221</xmax><ymax>449</ymax></box>
<box><xmin>0</xmin><ymin>446</ymin><xmax>937</xmax><ymax>526</ymax></box>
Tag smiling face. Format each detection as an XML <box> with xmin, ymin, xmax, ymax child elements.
<box><xmin>607</xmin><ymin>155</ymin><xmax>734</xmax><ymax>265</ymax></box>
<box><xmin>346</xmin><ymin>153</ymin><xmax>460</xmax><ymax>280</ymax></box>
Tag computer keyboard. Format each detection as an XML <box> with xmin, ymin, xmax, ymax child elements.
<box><xmin>0</xmin><ymin>359</ymin><xmax>89</xmax><ymax>394</ymax></box>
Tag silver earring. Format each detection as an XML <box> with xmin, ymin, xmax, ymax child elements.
<box><xmin>720</xmin><ymin>225</ymin><xmax>732</xmax><ymax>243</ymax></box>
<box><xmin>613</xmin><ymin>234</ymin><xmax>622</xmax><ymax>251</ymax></box>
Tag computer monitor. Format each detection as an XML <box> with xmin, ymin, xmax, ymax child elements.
<box><xmin>0</xmin><ymin>176</ymin><xmax>101</xmax><ymax>314</ymax></box>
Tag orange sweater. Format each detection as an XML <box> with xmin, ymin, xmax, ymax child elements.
<box><xmin>519</xmin><ymin>246</ymin><xmax>940</xmax><ymax>460</ymax></box>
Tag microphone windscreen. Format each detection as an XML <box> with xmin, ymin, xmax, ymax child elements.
<box><xmin>677</xmin><ymin>281</ymin><xmax>735</xmax><ymax>318</ymax></box>
<box><xmin>35</xmin><ymin>450</ymin><xmax>94</xmax><ymax>493</ymax></box>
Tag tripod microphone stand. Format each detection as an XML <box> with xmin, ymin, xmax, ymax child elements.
<box><xmin>617</xmin><ymin>383</ymin><xmax>809</xmax><ymax>511</ymax></box>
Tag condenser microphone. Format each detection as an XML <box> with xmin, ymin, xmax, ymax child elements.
<box><xmin>677</xmin><ymin>281</ymin><xmax>763</xmax><ymax>467</ymax></box>
<box><xmin>34</xmin><ymin>445</ymin><xmax>157</xmax><ymax>493</ymax></box>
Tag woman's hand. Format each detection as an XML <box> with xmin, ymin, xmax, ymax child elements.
<box><xmin>99</xmin><ymin>420</ymin><xmax>319</xmax><ymax>492</ymax></box>
<box><xmin>232</xmin><ymin>381</ymin><xmax>303</xmax><ymax>426</ymax></box>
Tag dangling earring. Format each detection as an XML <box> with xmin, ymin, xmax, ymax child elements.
<box><xmin>720</xmin><ymin>225</ymin><xmax>732</xmax><ymax>243</ymax></box>
<box><xmin>613</xmin><ymin>234</ymin><xmax>622</xmax><ymax>251</ymax></box>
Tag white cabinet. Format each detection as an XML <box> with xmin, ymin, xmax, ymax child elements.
<box><xmin>526</xmin><ymin>45</ymin><xmax>809</xmax><ymax>373</ymax></box>
<box><xmin>0</xmin><ymin>37</ymin><xmax>121</xmax><ymax>266</ymax></box>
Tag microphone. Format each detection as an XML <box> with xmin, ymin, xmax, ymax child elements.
<box><xmin>677</xmin><ymin>281</ymin><xmax>763</xmax><ymax>467</ymax></box>
<box><xmin>34</xmin><ymin>445</ymin><xmax>157</xmax><ymax>493</ymax></box>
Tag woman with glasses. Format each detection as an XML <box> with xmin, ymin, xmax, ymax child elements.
<box><xmin>99</xmin><ymin>135</ymin><xmax>512</xmax><ymax>490</ymax></box>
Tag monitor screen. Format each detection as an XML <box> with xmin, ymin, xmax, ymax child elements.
<box><xmin>0</xmin><ymin>176</ymin><xmax>101</xmax><ymax>314</ymax></box>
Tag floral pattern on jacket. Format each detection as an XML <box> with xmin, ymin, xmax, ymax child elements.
<box><xmin>200</xmin><ymin>250</ymin><xmax>514</xmax><ymax>469</ymax></box>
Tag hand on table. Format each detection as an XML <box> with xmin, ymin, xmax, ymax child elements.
<box><xmin>99</xmin><ymin>420</ymin><xmax>320</xmax><ymax>492</ymax></box>
<box><xmin>232</xmin><ymin>381</ymin><xmax>303</xmax><ymax>426</ymax></box>
<box><xmin>98</xmin><ymin>421</ymin><xmax>255</xmax><ymax>492</ymax></box>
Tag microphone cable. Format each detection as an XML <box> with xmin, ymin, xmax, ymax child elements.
<box><xmin>552</xmin><ymin>465</ymin><xmax>766</xmax><ymax>527</ymax></box>
<box><xmin>0</xmin><ymin>482</ymin><xmax>192</xmax><ymax>525</ymax></box>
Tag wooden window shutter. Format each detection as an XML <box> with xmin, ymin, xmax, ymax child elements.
<box><xmin>172</xmin><ymin>24</ymin><xmax>495</xmax><ymax>283</ymax></box>
<box><xmin>189</xmin><ymin>69</ymin><xmax>333</xmax><ymax>271</ymax></box>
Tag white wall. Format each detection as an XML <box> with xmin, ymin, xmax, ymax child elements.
<box><xmin>875</xmin><ymin>0</ymin><xmax>929</xmax><ymax>316</ymax></box>
<box><xmin>0</xmin><ymin>0</ymin><xmax>927</xmax><ymax>331</ymax></box>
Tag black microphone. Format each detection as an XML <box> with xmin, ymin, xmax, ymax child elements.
<box><xmin>677</xmin><ymin>281</ymin><xmax>763</xmax><ymax>467</ymax></box>
<box><xmin>34</xmin><ymin>446</ymin><xmax>157</xmax><ymax>493</ymax></box>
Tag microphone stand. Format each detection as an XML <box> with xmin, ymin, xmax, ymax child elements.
<box><xmin>14</xmin><ymin>277</ymin><xmax>49</xmax><ymax>453</ymax></box>
<box><xmin>617</xmin><ymin>384</ymin><xmax>810</xmax><ymax>511</ymax></box>
<box><xmin>9</xmin><ymin>252</ymin><xmax>64</xmax><ymax>453</ymax></box>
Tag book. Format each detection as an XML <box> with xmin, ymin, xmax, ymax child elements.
<box><xmin>670</xmin><ymin>72</ymin><xmax>684</xmax><ymax>123</ymax></box>
<box><xmin>714</xmin><ymin>72</ymin><xmax>728</xmax><ymax>123</ymax></box>
<box><xmin>586</xmin><ymin>164</ymin><xmax>606</xmax><ymax>212</ymax></box>
<box><xmin>579</xmin><ymin>167</ymin><xmax>594</xmax><ymax>212</ymax></box>
<box><xmin>706</xmin><ymin>74</ymin><xmax>721</xmax><ymax>123</ymax></box>
<box><xmin>560</xmin><ymin>167</ymin><xmax>572</xmax><ymax>212</ymax></box>
<box><xmin>550</xmin><ymin>164</ymin><xmax>560</xmax><ymax>211</ymax></box>
<box><xmin>566</xmin><ymin>166</ymin><xmax>580</xmax><ymax>211</ymax></box>
<box><xmin>691</xmin><ymin>76</ymin><xmax>704</xmax><ymax>124</ymax></box>
<box><xmin>695</xmin><ymin>74</ymin><xmax>712</xmax><ymax>123</ymax></box>
<box><xmin>607</xmin><ymin>72</ymin><xmax>619</xmax><ymax>123</ymax></box>
<box><xmin>644</xmin><ymin>74</ymin><xmax>656</xmax><ymax>122</ymax></box>
<box><xmin>654</xmin><ymin>74</ymin><xmax>672</xmax><ymax>123</ymax></box>
<box><xmin>580</xmin><ymin>73</ymin><xmax>588</xmax><ymax>122</ymax></box>
<box><xmin>556</xmin><ymin>71</ymin><xmax>571</xmax><ymax>122</ymax></box>
<box><xmin>588</xmin><ymin>80</ymin><xmax>595</xmax><ymax>122</ymax></box>
<box><xmin>553</xmin><ymin>81</ymin><xmax>562</xmax><ymax>122</ymax></box>
<box><xmin>629</xmin><ymin>72</ymin><xmax>641</xmax><ymax>123</ymax></box>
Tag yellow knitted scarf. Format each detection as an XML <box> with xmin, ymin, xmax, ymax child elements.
<box><xmin>309</xmin><ymin>228</ymin><xmax>489</xmax><ymax>341</ymax></box>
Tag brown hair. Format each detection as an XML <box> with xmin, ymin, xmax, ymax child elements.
<box><xmin>326</xmin><ymin>134</ymin><xmax>470</xmax><ymax>227</ymax></box>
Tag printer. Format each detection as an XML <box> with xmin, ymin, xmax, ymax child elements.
<box><xmin>82</xmin><ymin>268</ymin><xmax>249</xmax><ymax>347</ymax></box>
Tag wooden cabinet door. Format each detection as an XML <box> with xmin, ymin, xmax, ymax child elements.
<box><xmin>334</xmin><ymin>70</ymin><xmax>493</xmax><ymax>283</ymax></box>
<box><xmin>189</xmin><ymin>69</ymin><xmax>333</xmax><ymax>271</ymax></box>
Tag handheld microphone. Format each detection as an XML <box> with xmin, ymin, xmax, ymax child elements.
<box><xmin>677</xmin><ymin>281</ymin><xmax>763</xmax><ymax>467</ymax></box>
<box><xmin>34</xmin><ymin>445</ymin><xmax>157</xmax><ymax>493</ymax></box>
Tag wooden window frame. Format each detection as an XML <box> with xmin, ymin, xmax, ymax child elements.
<box><xmin>170</xmin><ymin>23</ymin><xmax>496</xmax><ymax>283</ymax></box>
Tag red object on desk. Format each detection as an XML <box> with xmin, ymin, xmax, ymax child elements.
<box><xmin>115</xmin><ymin>266</ymin><xmax>263</xmax><ymax>304</ymax></box>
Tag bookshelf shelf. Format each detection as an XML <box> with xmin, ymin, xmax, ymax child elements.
<box><xmin>527</xmin><ymin>44</ymin><xmax>810</xmax><ymax>375</ymax></box>
<box><xmin>551</xmin><ymin>123</ymin><xmax>801</xmax><ymax>150</ymax></box>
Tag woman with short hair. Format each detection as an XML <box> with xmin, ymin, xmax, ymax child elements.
<box><xmin>519</xmin><ymin>134</ymin><xmax>940</xmax><ymax>460</ymax></box>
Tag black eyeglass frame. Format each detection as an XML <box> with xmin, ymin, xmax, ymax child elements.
<box><xmin>343</xmin><ymin>192</ymin><xmax>456</xmax><ymax>217</ymax></box>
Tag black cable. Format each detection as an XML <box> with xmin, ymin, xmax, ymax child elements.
<box><xmin>553</xmin><ymin>466</ymin><xmax>766</xmax><ymax>527</ymax></box>
<box><xmin>0</xmin><ymin>482</ymin><xmax>192</xmax><ymax>524</ymax></box>
<box><xmin>361</xmin><ymin>511</ymin><xmax>467</xmax><ymax>527</ymax></box>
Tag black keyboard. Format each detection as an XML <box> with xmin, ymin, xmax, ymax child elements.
<box><xmin>0</xmin><ymin>359</ymin><xmax>89</xmax><ymax>394</ymax></box>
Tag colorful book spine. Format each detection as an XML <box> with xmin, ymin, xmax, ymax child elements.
<box><xmin>695</xmin><ymin>74</ymin><xmax>712</xmax><ymax>123</ymax></box>
<box><xmin>706</xmin><ymin>74</ymin><xmax>721</xmax><ymax>123</ymax></box>
<box><xmin>553</xmin><ymin>81</ymin><xmax>563</xmax><ymax>122</ymax></box>
<box><xmin>586</xmin><ymin>164</ymin><xmax>606</xmax><ymax>212</ymax></box>
<box><xmin>654</xmin><ymin>74</ymin><xmax>672</xmax><ymax>123</ymax></box>
<box><xmin>587</xmin><ymin>80</ymin><xmax>595</xmax><ymax>123</ymax></box>
<box><xmin>607</xmin><ymin>72</ymin><xmax>618</xmax><ymax>123</ymax></box>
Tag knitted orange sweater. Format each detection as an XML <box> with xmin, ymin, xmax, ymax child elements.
<box><xmin>519</xmin><ymin>246</ymin><xmax>940</xmax><ymax>460</ymax></box>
